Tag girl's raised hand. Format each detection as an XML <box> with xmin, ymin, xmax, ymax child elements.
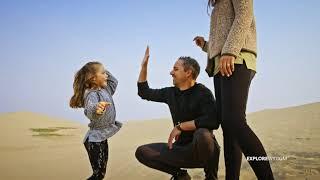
<box><xmin>96</xmin><ymin>101</ymin><xmax>111</xmax><ymax>115</ymax></box>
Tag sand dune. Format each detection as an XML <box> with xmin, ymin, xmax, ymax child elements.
<box><xmin>0</xmin><ymin>102</ymin><xmax>319</xmax><ymax>180</ymax></box>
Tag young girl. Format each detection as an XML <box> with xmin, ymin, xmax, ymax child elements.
<box><xmin>70</xmin><ymin>61</ymin><xmax>122</xmax><ymax>180</ymax></box>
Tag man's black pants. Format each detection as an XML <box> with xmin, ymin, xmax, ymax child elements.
<box><xmin>135</xmin><ymin>128</ymin><xmax>220</xmax><ymax>180</ymax></box>
<box><xmin>214</xmin><ymin>63</ymin><xmax>274</xmax><ymax>180</ymax></box>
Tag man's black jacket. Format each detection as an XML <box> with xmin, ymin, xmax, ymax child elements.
<box><xmin>137</xmin><ymin>81</ymin><xmax>220</xmax><ymax>145</ymax></box>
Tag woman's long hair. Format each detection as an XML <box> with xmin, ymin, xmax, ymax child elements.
<box><xmin>69</xmin><ymin>61</ymin><xmax>102</xmax><ymax>108</ymax></box>
<box><xmin>208</xmin><ymin>0</ymin><xmax>216</xmax><ymax>7</ymax></box>
<box><xmin>207</xmin><ymin>0</ymin><xmax>217</xmax><ymax>14</ymax></box>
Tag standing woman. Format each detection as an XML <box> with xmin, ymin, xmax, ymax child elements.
<box><xmin>194</xmin><ymin>0</ymin><xmax>274</xmax><ymax>179</ymax></box>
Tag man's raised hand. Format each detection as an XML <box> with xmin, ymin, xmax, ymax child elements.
<box><xmin>141</xmin><ymin>46</ymin><xmax>150</xmax><ymax>67</ymax></box>
<box><xmin>138</xmin><ymin>46</ymin><xmax>150</xmax><ymax>83</ymax></box>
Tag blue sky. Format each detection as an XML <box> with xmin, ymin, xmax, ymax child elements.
<box><xmin>0</xmin><ymin>0</ymin><xmax>319</xmax><ymax>123</ymax></box>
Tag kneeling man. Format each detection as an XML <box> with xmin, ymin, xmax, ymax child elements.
<box><xmin>135</xmin><ymin>47</ymin><xmax>220</xmax><ymax>180</ymax></box>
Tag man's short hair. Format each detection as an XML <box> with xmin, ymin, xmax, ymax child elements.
<box><xmin>178</xmin><ymin>56</ymin><xmax>200</xmax><ymax>80</ymax></box>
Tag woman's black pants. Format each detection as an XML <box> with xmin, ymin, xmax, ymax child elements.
<box><xmin>214</xmin><ymin>63</ymin><xmax>274</xmax><ymax>180</ymax></box>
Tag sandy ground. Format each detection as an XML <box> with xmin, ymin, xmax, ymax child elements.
<box><xmin>0</xmin><ymin>102</ymin><xmax>319</xmax><ymax>180</ymax></box>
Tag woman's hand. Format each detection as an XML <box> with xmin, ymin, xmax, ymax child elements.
<box><xmin>96</xmin><ymin>101</ymin><xmax>111</xmax><ymax>115</ymax></box>
<box><xmin>219</xmin><ymin>55</ymin><xmax>235</xmax><ymax>77</ymax></box>
<box><xmin>193</xmin><ymin>36</ymin><xmax>206</xmax><ymax>49</ymax></box>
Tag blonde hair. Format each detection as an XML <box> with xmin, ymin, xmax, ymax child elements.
<box><xmin>69</xmin><ymin>61</ymin><xmax>102</xmax><ymax>108</ymax></box>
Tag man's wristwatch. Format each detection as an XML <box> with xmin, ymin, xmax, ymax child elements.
<box><xmin>176</xmin><ymin>122</ymin><xmax>183</xmax><ymax>131</ymax></box>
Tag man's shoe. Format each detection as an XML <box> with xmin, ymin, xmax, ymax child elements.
<box><xmin>170</xmin><ymin>169</ymin><xmax>191</xmax><ymax>180</ymax></box>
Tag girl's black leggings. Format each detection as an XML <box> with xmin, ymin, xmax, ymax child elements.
<box><xmin>84</xmin><ymin>138</ymin><xmax>109</xmax><ymax>180</ymax></box>
<box><xmin>214</xmin><ymin>63</ymin><xmax>274</xmax><ymax>180</ymax></box>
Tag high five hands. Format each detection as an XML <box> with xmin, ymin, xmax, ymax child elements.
<box><xmin>138</xmin><ymin>46</ymin><xmax>150</xmax><ymax>83</ymax></box>
<box><xmin>193</xmin><ymin>36</ymin><xmax>235</xmax><ymax>77</ymax></box>
<box><xmin>141</xmin><ymin>46</ymin><xmax>150</xmax><ymax>68</ymax></box>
